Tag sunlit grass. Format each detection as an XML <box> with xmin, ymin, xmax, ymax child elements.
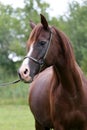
<box><xmin>0</xmin><ymin>75</ymin><xmax>35</xmax><ymax>129</ymax></box>
<box><xmin>0</xmin><ymin>78</ymin><xmax>30</xmax><ymax>105</ymax></box>
<box><xmin>0</xmin><ymin>105</ymin><xmax>35</xmax><ymax>130</ymax></box>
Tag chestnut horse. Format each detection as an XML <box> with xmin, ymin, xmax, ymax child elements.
<box><xmin>18</xmin><ymin>14</ymin><xmax>87</xmax><ymax>130</ymax></box>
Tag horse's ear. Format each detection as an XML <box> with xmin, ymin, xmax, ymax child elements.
<box><xmin>40</xmin><ymin>14</ymin><xmax>48</xmax><ymax>30</ymax></box>
<box><xmin>29</xmin><ymin>20</ymin><xmax>36</xmax><ymax>29</ymax></box>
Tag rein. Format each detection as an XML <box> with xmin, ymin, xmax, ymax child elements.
<box><xmin>0</xmin><ymin>79</ymin><xmax>20</xmax><ymax>87</ymax></box>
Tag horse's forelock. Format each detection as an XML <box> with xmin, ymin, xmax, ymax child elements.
<box><xmin>27</xmin><ymin>24</ymin><xmax>43</xmax><ymax>50</ymax></box>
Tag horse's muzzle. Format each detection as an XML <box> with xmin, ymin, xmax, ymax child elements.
<box><xmin>18</xmin><ymin>68</ymin><xmax>33</xmax><ymax>83</ymax></box>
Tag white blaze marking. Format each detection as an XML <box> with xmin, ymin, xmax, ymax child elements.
<box><xmin>20</xmin><ymin>44</ymin><xmax>34</xmax><ymax>69</ymax></box>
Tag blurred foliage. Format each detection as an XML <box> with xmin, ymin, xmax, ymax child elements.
<box><xmin>64</xmin><ymin>0</ymin><xmax>87</xmax><ymax>67</ymax></box>
<box><xmin>0</xmin><ymin>0</ymin><xmax>87</xmax><ymax>104</ymax></box>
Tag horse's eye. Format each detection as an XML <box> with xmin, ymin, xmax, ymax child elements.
<box><xmin>39</xmin><ymin>41</ymin><xmax>46</xmax><ymax>46</ymax></box>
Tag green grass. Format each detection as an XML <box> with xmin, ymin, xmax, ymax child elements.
<box><xmin>0</xmin><ymin>73</ymin><xmax>35</xmax><ymax>129</ymax></box>
<box><xmin>0</xmin><ymin>78</ymin><xmax>30</xmax><ymax>105</ymax></box>
<box><xmin>0</xmin><ymin>105</ymin><xmax>35</xmax><ymax>130</ymax></box>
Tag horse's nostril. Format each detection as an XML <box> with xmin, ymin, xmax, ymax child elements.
<box><xmin>24</xmin><ymin>68</ymin><xmax>28</xmax><ymax>75</ymax></box>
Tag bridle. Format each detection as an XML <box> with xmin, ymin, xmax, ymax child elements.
<box><xmin>24</xmin><ymin>28</ymin><xmax>53</xmax><ymax>70</ymax></box>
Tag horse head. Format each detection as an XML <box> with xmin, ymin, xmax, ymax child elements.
<box><xmin>18</xmin><ymin>14</ymin><xmax>74</xmax><ymax>83</ymax></box>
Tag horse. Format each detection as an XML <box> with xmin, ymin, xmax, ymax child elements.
<box><xmin>18</xmin><ymin>14</ymin><xmax>87</xmax><ymax>130</ymax></box>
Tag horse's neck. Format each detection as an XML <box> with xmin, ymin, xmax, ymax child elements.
<box><xmin>55</xmin><ymin>61</ymin><xmax>83</xmax><ymax>97</ymax></box>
